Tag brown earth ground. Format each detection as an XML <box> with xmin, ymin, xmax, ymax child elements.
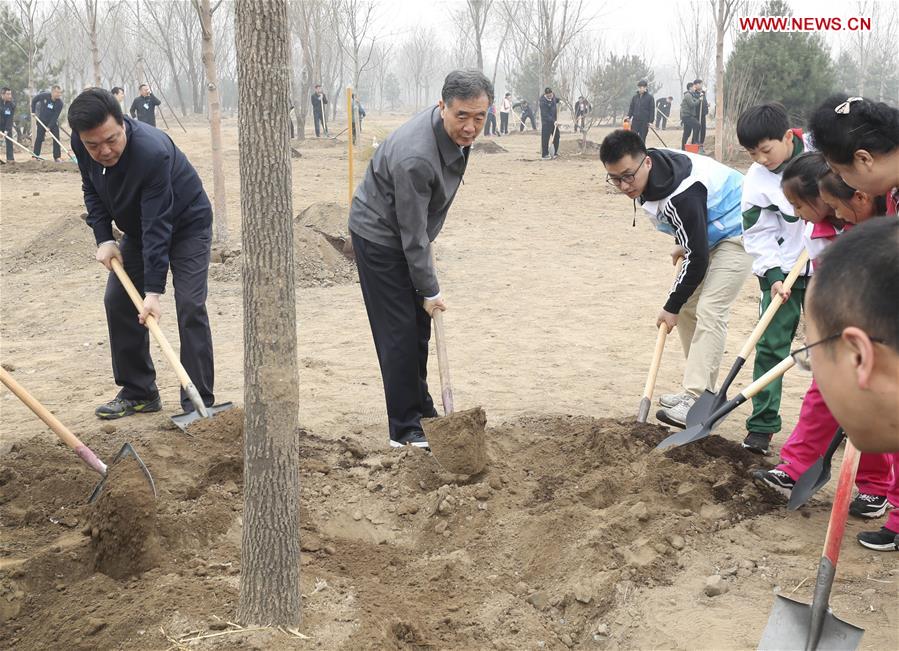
<box><xmin>1</xmin><ymin>114</ymin><xmax>896</xmax><ymax>650</ymax></box>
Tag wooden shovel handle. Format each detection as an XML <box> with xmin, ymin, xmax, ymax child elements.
<box><xmin>822</xmin><ymin>439</ymin><xmax>860</xmax><ymax>565</ymax></box>
<box><xmin>739</xmin><ymin>355</ymin><xmax>795</xmax><ymax>401</ymax></box>
<box><xmin>31</xmin><ymin>112</ymin><xmax>74</xmax><ymax>159</ymax></box>
<box><xmin>642</xmin><ymin>257</ymin><xmax>685</xmax><ymax>400</ymax></box>
<box><xmin>109</xmin><ymin>257</ymin><xmax>194</xmax><ymax>391</ymax></box>
<box><xmin>738</xmin><ymin>249</ymin><xmax>810</xmax><ymax>359</ymax></box>
<box><xmin>432</xmin><ymin>309</ymin><xmax>454</xmax><ymax>415</ymax></box>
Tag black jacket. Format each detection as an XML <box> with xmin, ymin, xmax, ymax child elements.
<box><xmin>129</xmin><ymin>94</ymin><xmax>161</xmax><ymax>127</ymax></box>
<box><xmin>575</xmin><ymin>100</ymin><xmax>592</xmax><ymax>117</ymax></box>
<box><xmin>655</xmin><ymin>98</ymin><xmax>671</xmax><ymax>117</ymax></box>
<box><xmin>72</xmin><ymin>117</ymin><xmax>212</xmax><ymax>294</ymax></box>
<box><xmin>31</xmin><ymin>92</ymin><xmax>63</xmax><ymax>126</ymax></box>
<box><xmin>694</xmin><ymin>91</ymin><xmax>709</xmax><ymax>120</ymax></box>
<box><xmin>0</xmin><ymin>100</ymin><xmax>15</xmax><ymax>132</ymax></box>
<box><xmin>539</xmin><ymin>95</ymin><xmax>560</xmax><ymax>124</ymax></box>
<box><xmin>640</xmin><ymin>149</ymin><xmax>710</xmax><ymax>313</ymax></box>
<box><xmin>311</xmin><ymin>92</ymin><xmax>328</xmax><ymax>116</ymax></box>
<box><xmin>628</xmin><ymin>92</ymin><xmax>655</xmax><ymax>125</ymax></box>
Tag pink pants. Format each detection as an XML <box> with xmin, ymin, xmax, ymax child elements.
<box><xmin>778</xmin><ymin>379</ymin><xmax>895</xmax><ymax>502</ymax></box>
<box><xmin>886</xmin><ymin>452</ymin><xmax>899</xmax><ymax>534</ymax></box>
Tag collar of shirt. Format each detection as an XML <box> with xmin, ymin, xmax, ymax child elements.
<box><xmin>431</xmin><ymin>105</ymin><xmax>468</xmax><ymax>173</ymax></box>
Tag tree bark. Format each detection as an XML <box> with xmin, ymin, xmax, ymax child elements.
<box><xmin>196</xmin><ymin>0</ymin><xmax>229</xmax><ymax>246</ymax></box>
<box><xmin>87</xmin><ymin>0</ymin><xmax>101</xmax><ymax>86</ymax></box>
<box><xmin>235</xmin><ymin>0</ymin><xmax>301</xmax><ymax>628</ymax></box>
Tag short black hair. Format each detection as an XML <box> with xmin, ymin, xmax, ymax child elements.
<box><xmin>505</xmin><ymin>92</ymin><xmax>511</xmax><ymax>97</ymax></box>
<box><xmin>599</xmin><ymin>129</ymin><xmax>647</xmax><ymax>165</ymax></box>
<box><xmin>693</xmin><ymin>79</ymin><xmax>703</xmax><ymax>84</ymax></box>
<box><xmin>685</xmin><ymin>82</ymin><xmax>694</xmax><ymax>90</ymax></box>
<box><xmin>441</xmin><ymin>69</ymin><xmax>494</xmax><ymax>106</ymax></box>
<box><xmin>808</xmin><ymin>217</ymin><xmax>899</xmax><ymax>351</ymax></box>
<box><xmin>1</xmin><ymin>87</ymin><xmax>10</xmax><ymax>94</ymax></box>
<box><xmin>736</xmin><ymin>102</ymin><xmax>790</xmax><ymax>149</ymax></box>
<box><xmin>637</xmin><ymin>80</ymin><xmax>648</xmax><ymax>87</ymax></box>
<box><xmin>780</xmin><ymin>151</ymin><xmax>828</xmax><ymax>202</ymax></box>
<box><xmin>138</xmin><ymin>83</ymin><xmax>149</xmax><ymax>90</ymax></box>
<box><xmin>67</xmin><ymin>87</ymin><xmax>124</xmax><ymax>133</ymax></box>
<box><xmin>111</xmin><ymin>86</ymin><xmax>123</xmax><ymax>95</ymax></box>
<box><xmin>808</xmin><ymin>93</ymin><xmax>899</xmax><ymax>164</ymax></box>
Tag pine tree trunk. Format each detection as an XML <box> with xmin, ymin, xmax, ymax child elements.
<box><xmin>235</xmin><ymin>0</ymin><xmax>301</xmax><ymax>628</ymax></box>
<box><xmin>198</xmin><ymin>0</ymin><xmax>229</xmax><ymax>246</ymax></box>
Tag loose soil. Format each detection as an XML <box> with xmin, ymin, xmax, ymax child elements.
<box><xmin>1</xmin><ymin>115</ymin><xmax>895</xmax><ymax>650</ymax></box>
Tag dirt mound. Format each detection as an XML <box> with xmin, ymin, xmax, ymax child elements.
<box><xmin>423</xmin><ymin>406</ymin><xmax>487</xmax><ymax>475</ymax></box>
<box><xmin>557</xmin><ymin>139</ymin><xmax>601</xmax><ymax>160</ymax></box>
<box><xmin>0</xmin><ymin>160</ymin><xmax>79</xmax><ymax>174</ymax></box>
<box><xmin>89</xmin><ymin>456</ymin><xmax>161</xmax><ymax>579</ymax></box>
<box><xmin>208</xmin><ymin>202</ymin><xmax>357</xmax><ymax>287</ymax></box>
<box><xmin>0</xmin><ymin>410</ymin><xmax>784</xmax><ymax>650</ymax></box>
<box><xmin>472</xmin><ymin>140</ymin><xmax>508</xmax><ymax>154</ymax></box>
<box><xmin>5</xmin><ymin>213</ymin><xmax>96</xmax><ymax>274</ymax></box>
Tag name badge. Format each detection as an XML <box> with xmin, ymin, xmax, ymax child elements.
<box><xmin>47</xmin><ymin>103</ymin><xmax>54</xmax><ymax>109</ymax></box>
<box><xmin>3</xmin><ymin>109</ymin><xmax>9</xmax><ymax>115</ymax></box>
<box><xmin>144</xmin><ymin>103</ymin><xmax>150</xmax><ymax>110</ymax></box>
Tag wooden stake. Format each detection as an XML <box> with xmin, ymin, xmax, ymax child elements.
<box><xmin>346</xmin><ymin>86</ymin><xmax>354</xmax><ymax>207</ymax></box>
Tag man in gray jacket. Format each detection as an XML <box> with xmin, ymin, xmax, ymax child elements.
<box><xmin>349</xmin><ymin>69</ymin><xmax>493</xmax><ymax>448</ymax></box>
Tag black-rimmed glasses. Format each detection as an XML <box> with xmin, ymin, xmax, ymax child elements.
<box><xmin>791</xmin><ymin>333</ymin><xmax>887</xmax><ymax>371</ymax></box>
<box><xmin>606</xmin><ymin>154</ymin><xmax>647</xmax><ymax>187</ymax></box>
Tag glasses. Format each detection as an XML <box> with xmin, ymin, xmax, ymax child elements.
<box><xmin>834</xmin><ymin>97</ymin><xmax>863</xmax><ymax>115</ymax></box>
<box><xmin>606</xmin><ymin>154</ymin><xmax>647</xmax><ymax>187</ymax></box>
<box><xmin>791</xmin><ymin>333</ymin><xmax>887</xmax><ymax>371</ymax></box>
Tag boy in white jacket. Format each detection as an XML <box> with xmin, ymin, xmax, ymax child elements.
<box><xmin>735</xmin><ymin>103</ymin><xmax>813</xmax><ymax>454</ymax></box>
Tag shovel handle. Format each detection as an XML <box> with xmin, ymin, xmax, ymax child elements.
<box><xmin>109</xmin><ymin>258</ymin><xmax>208</xmax><ymax>416</ymax></box>
<box><xmin>432</xmin><ymin>309</ymin><xmax>454</xmax><ymax>415</ymax></box>
<box><xmin>738</xmin><ymin>355</ymin><xmax>795</xmax><ymax>401</ymax></box>
<box><xmin>823</xmin><ymin>439</ymin><xmax>860</xmax><ymax>564</ymax></box>
<box><xmin>641</xmin><ymin>257</ymin><xmax>685</xmax><ymax>401</ymax></box>
<box><xmin>2</xmin><ymin>131</ymin><xmax>45</xmax><ymax>159</ymax></box>
<box><xmin>738</xmin><ymin>249</ymin><xmax>810</xmax><ymax>359</ymax></box>
<box><xmin>31</xmin><ymin>112</ymin><xmax>75</xmax><ymax>159</ymax></box>
<box><xmin>0</xmin><ymin>367</ymin><xmax>107</xmax><ymax>475</ymax></box>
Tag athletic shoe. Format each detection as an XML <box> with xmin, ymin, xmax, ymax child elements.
<box><xmin>856</xmin><ymin>527</ymin><xmax>899</xmax><ymax>551</ymax></box>
<box><xmin>389</xmin><ymin>431</ymin><xmax>430</xmax><ymax>449</ymax></box>
<box><xmin>95</xmin><ymin>394</ymin><xmax>162</xmax><ymax>420</ymax></box>
<box><xmin>742</xmin><ymin>431</ymin><xmax>774</xmax><ymax>455</ymax></box>
<box><xmin>752</xmin><ymin>468</ymin><xmax>795</xmax><ymax>498</ymax></box>
<box><xmin>849</xmin><ymin>493</ymin><xmax>890</xmax><ymax>519</ymax></box>
<box><xmin>659</xmin><ymin>391</ymin><xmax>692</xmax><ymax>409</ymax></box>
<box><xmin>657</xmin><ymin>396</ymin><xmax>695</xmax><ymax>428</ymax></box>
<box><xmin>541</xmin><ymin>155</ymin><xmax>552</xmax><ymax>160</ymax></box>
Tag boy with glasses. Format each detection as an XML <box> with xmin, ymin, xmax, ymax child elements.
<box><xmin>599</xmin><ymin>129</ymin><xmax>751</xmax><ymax>427</ymax></box>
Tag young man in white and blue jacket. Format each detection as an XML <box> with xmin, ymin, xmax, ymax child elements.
<box><xmin>600</xmin><ymin>129</ymin><xmax>752</xmax><ymax>427</ymax></box>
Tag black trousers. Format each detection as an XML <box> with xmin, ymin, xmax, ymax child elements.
<box><xmin>541</xmin><ymin>121</ymin><xmax>560</xmax><ymax>157</ymax></box>
<box><xmin>519</xmin><ymin>114</ymin><xmax>535</xmax><ymax>131</ymax></box>
<box><xmin>632</xmin><ymin>120</ymin><xmax>649</xmax><ymax>143</ymax></box>
<box><xmin>500</xmin><ymin>112</ymin><xmax>509</xmax><ymax>134</ymax></box>
<box><xmin>33</xmin><ymin>122</ymin><xmax>60</xmax><ymax>159</ymax></box>
<box><xmin>352</xmin><ymin>232</ymin><xmax>436</xmax><ymax>440</ymax></box>
<box><xmin>485</xmin><ymin>113</ymin><xmax>497</xmax><ymax>136</ymax></box>
<box><xmin>655</xmin><ymin>114</ymin><xmax>667</xmax><ymax>129</ymax></box>
<box><xmin>3</xmin><ymin>125</ymin><xmax>13</xmax><ymax>160</ymax></box>
<box><xmin>698</xmin><ymin>116</ymin><xmax>707</xmax><ymax>144</ymax></box>
<box><xmin>681</xmin><ymin>117</ymin><xmax>700</xmax><ymax>149</ymax></box>
<box><xmin>313</xmin><ymin>112</ymin><xmax>325</xmax><ymax>137</ymax></box>
<box><xmin>105</xmin><ymin>229</ymin><xmax>215</xmax><ymax>412</ymax></box>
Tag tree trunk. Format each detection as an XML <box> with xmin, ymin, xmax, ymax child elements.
<box><xmin>235</xmin><ymin>0</ymin><xmax>301</xmax><ymax>628</ymax></box>
<box><xmin>197</xmin><ymin>0</ymin><xmax>229</xmax><ymax>246</ymax></box>
<box><xmin>714</xmin><ymin>4</ymin><xmax>726</xmax><ymax>162</ymax></box>
<box><xmin>89</xmin><ymin>5</ymin><xmax>101</xmax><ymax>86</ymax></box>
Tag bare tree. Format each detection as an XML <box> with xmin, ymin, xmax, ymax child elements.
<box><xmin>674</xmin><ymin>1</ymin><xmax>715</xmax><ymax>91</ymax></box>
<box><xmin>710</xmin><ymin>0</ymin><xmax>743</xmax><ymax>161</ymax></box>
<box><xmin>65</xmin><ymin>0</ymin><xmax>113</xmax><ymax>86</ymax></box>
<box><xmin>3</xmin><ymin>0</ymin><xmax>60</xmax><ymax>110</ymax></box>
<box><xmin>235</xmin><ymin>0</ymin><xmax>302</xmax><ymax>628</ymax></box>
<box><xmin>454</xmin><ymin>0</ymin><xmax>492</xmax><ymax>71</ymax></box>
<box><xmin>336</xmin><ymin>0</ymin><xmax>377</xmax><ymax>91</ymax></box>
<box><xmin>142</xmin><ymin>1</ymin><xmax>190</xmax><ymax>115</ymax></box>
<box><xmin>193</xmin><ymin>0</ymin><xmax>229</xmax><ymax>245</ymax></box>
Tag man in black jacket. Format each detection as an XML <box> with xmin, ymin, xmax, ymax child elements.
<box><xmin>680</xmin><ymin>82</ymin><xmax>700</xmax><ymax>149</ymax></box>
<box><xmin>514</xmin><ymin>99</ymin><xmax>536</xmax><ymax>131</ymax></box>
<box><xmin>311</xmin><ymin>84</ymin><xmax>328</xmax><ymax>137</ymax></box>
<box><xmin>348</xmin><ymin>69</ymin><xmax>492</xmax><ymax>449</ymax></box>
<box><xmin>31</xmin><ymin>85</ymin><xmax>64</xmax><ymax>161</ymax></box>
<box><xmin>539</xmin><ymin>87</ymin><xmax>561</xmax><ymax>159</ymax></box>
<box><xmin>129</xmin><ymin>84</ymin><xmax>162</xmax><ymax>127</ymax></box>
<box><xmin>68</xmin><ymin>88</ymin><xmax>216</xmax><ymax>420</ymax></box>
<box><xmin>655</xmin><ymin>96</ymin><xmax>672</xmax><ymax>130</ymax></box>
<box><xmin>627</xmin><ymin>80</ymin><xmax>655</xmax><ymax>143</ymax></box>
<box><xmin>1</xmin><ymin>87</ymin><xmax>15</xmax><ymax>162</ymax></box>
<box><xmin>693</xmin><ymin>78</ymin><xmax>710</xmax><ymax>147</ymax></box>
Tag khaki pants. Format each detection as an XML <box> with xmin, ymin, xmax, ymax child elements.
<box><xmin>677</xmin><ymin>237</ymin><xmax>752</xmax><ymax>396</ymax></box>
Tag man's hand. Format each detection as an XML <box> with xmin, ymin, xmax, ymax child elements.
<box><xmin>771</xmin><ymin>280</ymin><xmax>791</xmax><ymax>303</ymax></box>
<box><xmin>657</xmin><ymin>309</ymin><xmax>678</xmax><ymax>333</ymax></box>
<box><xmin>671</xmin><ymin>245</ymin><xmax>687</xmax><ymax>266</ymax></box>
<box><xmin>139</xmin><ymin>294</ymin><xmax>162</xmax><ymax>325</ymax></box>
<box><xmin>423</xmin><ymin>297</ymin><xmax>447</xmax><ymax>317</ymax></box>
<box><xmin>96</xmin><ymin>242</ymin><xmax>122</xmax><ymax>270</ymax></box>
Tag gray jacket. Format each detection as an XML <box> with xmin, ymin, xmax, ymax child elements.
<box><xmin>348</xmin><ymin>106</ymin><xmax>469</xmax><ymax>297</ymax></box>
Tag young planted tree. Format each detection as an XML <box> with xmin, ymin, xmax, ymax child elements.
<box><xmin>193</xmin><ymin>0</ymin><xmax>229</xmax><ymax>246</ymax></box>
<box><xmin>235</xmin><ymin>0</ymin><xmax>302</xmax><ymax>628</ymax></box>
<box><xmin>710</xmin><ymin>0</ymin><xmax>743</xmax><ymax>161</ymax></box>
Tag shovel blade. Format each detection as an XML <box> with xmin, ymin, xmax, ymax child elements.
<box><xmin>759</xmin><ymin>595</ymin><xmax>863</xmax><ymax>651</ymax></box>
<box><xmin>686</xmin><ymin>389</ymin><xmax>721</xmax><ymax>428</ymax></box>
<box><xmin>788</xmin><ymin>457</ymin><xmax>830</xmax><ymax>511</ymax></box>
<box><xmin>88</xmin><ymin>442</ymin><xmax>157</xmax><ymax>503</ymax></box>
<box><xmin>654</xmin><ymin>423</ymin><xmax>711</xmax><ymax>451</ymax></box>
<box><xmin>171</xmin><ymin>401</ymin><xmax>235</xmax><ymax>433</ymax></box>
<box><xmin>636</xmin><ymin>397</ymin><xmax>651</xmax><ymax>423</ymax></box>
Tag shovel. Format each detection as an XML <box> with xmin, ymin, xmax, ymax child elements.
<box><xmin>654</xmin><ymin>355</ymin><xmax>795</xmax><ymax>451</ymax></box>
<box><xmin>2</xmin><ymin>132</ymin><xmax>46</xmax><ymax>161</ymax></box>
<box><xmin>0</xmin><ymin>367</ymin><xmax>156</xmax><ymax>503</ymax></box>
<box><xmin>31</xmin><ymin>113</ymin><xmax>77</xmax><ymax>162</ymax></box>
<box><xmin>637</xmin><ymin>257</ymin><xmax>684</xmax><ymax>423</ymax></box>
<box><xmin>685</xmin><ymin>249</ymin><xmax>810</xmax><ymax>428</ymax></box>
<box><xmin>788</xmin><ymin>428</ymin><xmax>845</xmax><ymax>511</ymax></box>
<box><xmin>548</xmin><ymin>122</ymin><xmax>560</xmax><ymax>157</ymax></box>
<box><xmin>109</xmin><ymin>258</ymin><xmax>233</xmax><ymax>432</ymax></box>
<box><xmin>758</xmin><ymin>439</ymin><xmax>864</xmax><ymax>651</ymax></box>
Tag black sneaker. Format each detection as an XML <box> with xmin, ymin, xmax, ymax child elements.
<box><xmin>752</xmin><ymin>468</ymin><xmax>795</xmax><ymax>498</ymax></box>
<box><xmin>95</xmin><ymin>395</ymin><xmax>162</xmax><ymax>420</ymax></box>
<box><xmin>856</xmin><ymin>527</ymin><xmax>899</xmax><ymax>551</ymax></box>
<box><xmin>849</xmin><ymin>493</ymin><xmax>890</xmax><ymax>519</ymax></box>
<box><xmin>742</xmin><ymin>432</ymin><xmax>774</xmax><ymax>455</ymax></box>
<box><xmin>390</xmin><ymin>431</ymin><xmax>430</xmax><ymax>449</ymax></box>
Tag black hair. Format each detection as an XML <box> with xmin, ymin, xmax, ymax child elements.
<box><xmin>505</xmin><ymin>92</ymin><xmax>511</xmax><ymax>97</ymax></box>
<box><xmin>67</xmin><ymin>87</ymin><xmax>124</xmax><ymax>133</ymax></box>
<box><xmin>442</xmin><ymin>69</ymin><xmax>494</xmax><ymax>106</ymax></box>
<box><xmin>736</xmin><ymin>102</ymin><xmax>790</xmax><ymax>149</ymax></box>
<box><xmin>51</xmin><ymin>85</ymin><xmax>61</xmax><ymax>91</ymax></box>
<box><xmin>544</xmin><ymin>87</ymin><xmax>552</xmax><ymax>94</ymax></box>
<box><xmin>780</xmin><ymin>151</ymin><xmax>829</xmax><ymax>201</ymax></box>
<box><xmin>111</xmin><ymin>86</ymin><xmax>123</xmax><ymax>95</ymax></box>
<box><xmin>693</xmin><ymin>79</ymin><xmax>703</xmax><ymax>85</ymax></box>
<box><xmin>637</xmin><ymin>80</ymin><xmax>648</xmax><ymax>87</ymax></box>
<box><xmin>1</xmin><ymin>87</ymin><xmax>10</xmax><ymax>94</ymax></box>
<box><xmin>818</xmin><ymin>169</ymin><xmax>888</xmax><ymax>213</ymax></box>
<box><xmin>685</xmin><ymin>82</ymin><xmax>693</xmax><ymax>91</ymax></box>
<box><xmin>808</xmin><ymin>218</ymin><xmax>899</xmax><ymax>350</ymax></box>
<box><xmin>599</xmin><ymin>129</ymin><xmax>647</xmax><ymax>164</ymax></box>
<box><xmin>808</xmin><ymin>93</ymin><xmax>899</xmax><ymax>164</ymax></box>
